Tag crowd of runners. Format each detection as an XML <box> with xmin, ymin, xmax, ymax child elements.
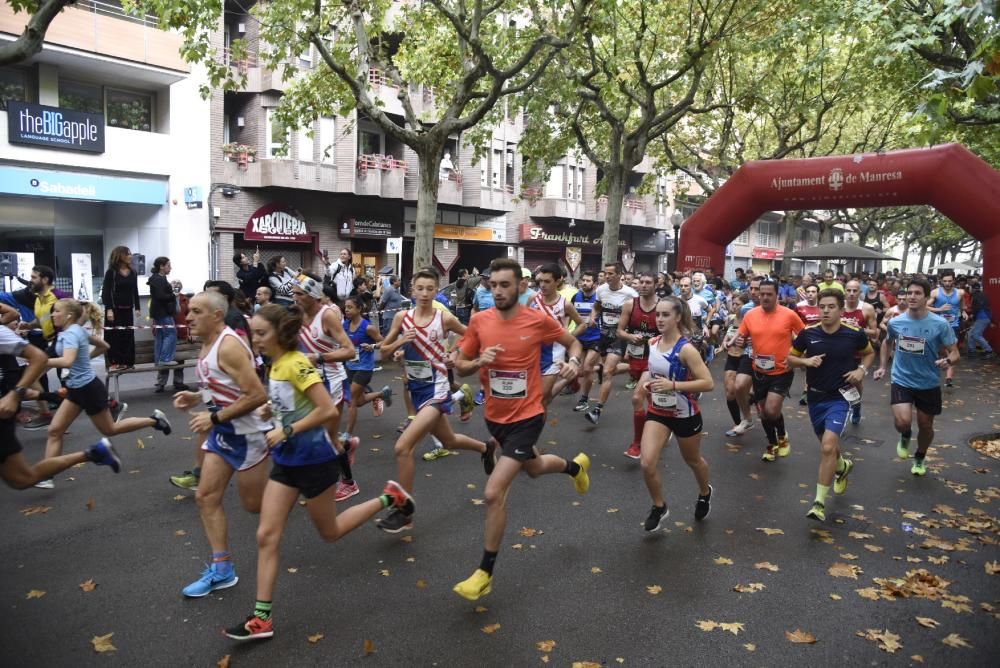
<box><xmin>0</xmin><ymin>254</ymin><xmax>993</xmax><ymax>641</ymax></box>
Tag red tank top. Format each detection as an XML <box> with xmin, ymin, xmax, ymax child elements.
<box><xmin>625</xmin><ymin>298</ymin><xmax>659</xmax><ymax>363</ymax></box>
<box><xmin>795</xmin><ymin>303</ymin><xmax>820</xmax><ymax>325</ymax></box>
<box><xmin>841</xmin><ymin>306</ymin><xmax>865</xmax><ymax>329</ymax></box>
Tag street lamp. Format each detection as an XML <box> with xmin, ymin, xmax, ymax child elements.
<box><xmin>670</xmin><ymin>209</ymin><xmax>684</xmax><ymax>273</ymax></box>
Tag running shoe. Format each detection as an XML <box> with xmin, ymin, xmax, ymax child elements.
<box><xmin>372</xmin><ymin>397</ymin><xmax>384</xmax><ymax>417</ymax></box>
<box><xmin>482</xmin><ymin>438</ymin><xmax>498</xmax><ymax>475</ymax></box>
<box><xmin>86</xmin><ymin>438</ymin><xmax>122</xmax><ymax>473</ymax></box>
<box><xmin>382</xmin><ymin>480</ymin><xmax>415</xmax><ymax>514</ymax></box>
<box><xmin>694</xmin><ymin>484</ymin><xmax>713</xmax><ymax>521</ymax></box>
<box><xmin>945</xmin><ymin>378</ymin><xmax>953</xmax><ymax>388</ymax></box>
<box><xmin>33</xmin><ymin>478</ymin><xmax>54</xmax><ymax>489</ymax></box>
<box><xmin>806</xmin><ymin>501</ymin><xmax>826</xmax><ymax>522</ymax></box>
<box><xmin>834</xmin><ymin>459</ymin><xmax>853</xmax><ymax>494</ymax></box>
<box><xmin>343</xmin><ymin>436</ymin><xmax>359</xmax><ymax>467</ymax></box>
<box><xmin>584</xmin><ymin>406</ymin><xmax>601</xmax><ymax>425</ymax></box>
<box><xmin>170</xmin><ymin>471</ymin><xmax>199</xmax><ymax>490</ymax></box>
<box><xmin>850</xmin><ymin>405</ymin><xmax>861</xmax><ymax>425</ymax></box>
<box><xmin>798</xmin><ymin>392</ymin><xmax>808</xmax><ymax>406</ymax></box>
<box><xmin>376</xmin><ymin>508</ymin><xmax>414</xmax><ymax>533</ymax></box>
<box><xmin>335</xmin><ymin>480</ymin><xmax>360</xmax><ymax>502</ymax></box>
<box><xmin>761</xmin><ymin>444</ymin><xmax>779</xmax><ymax>462</ymax></box>
<box><xmin>643</xmin><ymin>504</ymin><xmax>670</xmax><ymax>532</ymax></box>
<box><xmin>183</xmin><ymin>563</ymin><xmax>238</xmax><ymax>597</ymax></box>
<box><xmin>624</xmin><ymin>443</ymin><xmax>641</xmax><ymax>460</ymax></box>
<box><xmin>459</xmin><ymin>383</ymin><xmax>475</xmax><ymax>422</ymax></box>
<box><xmin>224</xmin><ymin>615</ymin><xmax>273</xmax><ymax>641</ymax></box>
<box><xmin>724</xmin><ymin>419</ymin><xmax>754</xmax><ymax>437</ymax></box>
<box><xmin>896</xmin><ymin>437</ymin><xmax>911</xmax><ymax>459</ymax></box>
<box><xmin>453</xmin><ymin>569</ymin><xmax>492</xmax><ymax>601</ymax></box>
<box><xmin>23</xmin><ymin>414</ymin><xmax>52</xmax><ymax>430</ymax></box>
<box><xmin>572</xmin><ymin>453</ymin><xmax>590</xmax><ymax>494</ymax></box>
<box><xmin>911</xmin><ymin>459</ymin><xmax>927</xmax><ymax>476</ymax></box>
<box><xmin>625</xmin><ymin>378</ymin><xmax>638</xmax><ymax>391</ymax></box>
<box><xmin>422</xmin><ymin>447</ymin><xmax>454</xmax><ymax>461</ymax></box>
<box><xmin>150</xmin><ymin>409</ymin><xmax>172</xmax><ymax>435</ymax></box>
<box><xmin>373</xmin><ymin>385</ymin><xmax>392</xmax><ymax>417</ymax></box>
<box><xmin>573</xmin><ymin>398</ymin><xmax>590</xmax><ymax>412</ymax></box>
<box><xmin>777</xmin><ymin>435</ymin><xmax>790</xmax><ymax>457</ymax></box>
<box><xmin>474</xmin><ymin>389</ymin><xmax>485</xmax><ymax>406</ymax></box>
<box><xmin>110</xmin><ymin>400</ymin><xmax>127</xmax><ymax>423</ymax></box>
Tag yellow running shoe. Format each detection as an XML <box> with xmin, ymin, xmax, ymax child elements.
<box><xmin>761</xmin><ymin>445</ymin><xmax>778</xmax><ymax>462</ymax></box>
<box><xmin>572</xmin><ymin>453</ymin><xmax>590</xmax><ymax>494</ymax></box>
<box><xmin>806</xmin><ymin>501</ymin><xmax>825</xmax><ymax>522</ymax></box>
<box><xmin>834</xmin><ymin>459</ymin><xmax>853</xmax><ymax>494</ymax></box>
<box><xmin>777</xmin><ymin>436</ymin><xmax>790</xmax><ymax>457</ymax></box>
<box><xmin>453</xmin><ymin>569</ymin><xmax>492</xmax><ymax>601</ymax></box>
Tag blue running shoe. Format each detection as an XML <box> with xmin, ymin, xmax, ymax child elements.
<box><xmin>474</xmin><ymin>389</ymin><xmax>485</xmax><ymax>406</ymax></box>
<box><xmin>86</xmin><ymin>438</ymin><xmax>121</xmax><ymax>473</ymax></box>
<box><xmin>182</xmin><ymin>563</ymin><xmax>238</xmax><ymax>598</ymax></box>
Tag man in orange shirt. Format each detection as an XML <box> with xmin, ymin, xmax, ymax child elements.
<box><xmin>452</xmin><ymin>258</ymin><xmax>590</xmax><ymax>601</ymax></box>
<box><xmin>736</xmin><ymin>278</ymin><xmax>804</xmax><ymax>461</ymax></box>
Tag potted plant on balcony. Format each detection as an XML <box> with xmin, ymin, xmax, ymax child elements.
<box><xmin>222</xmin><ymin>142</ymin><xmax>238</xmax><ymax>161</ymax></box>
<box><xmin>236</xmin><ymin>144</ymin><xmax>253</xmax><ymax>170</ymax></box>
<box><xmin>245</xmin><ymin>145</ymin><xmax>257</xmax><ymax>163</ymax></box>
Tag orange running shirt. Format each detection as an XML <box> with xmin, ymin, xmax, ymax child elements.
<box><xmin>737</xmin><ymin>305</ymin><xmax>804</xmax><ymax>375</ymax></box>
<box><xmin>459</xmin><ymin>306</ymin><xmax>565</xmax><ymax>424</ymax></box>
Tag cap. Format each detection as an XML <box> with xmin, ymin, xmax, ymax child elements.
<box><xmin>294</xmin><ymin>273</ymin><xmax>324</xmax><ymax>299</ymax></box>
<box><xmin>521</xmin><ymin>267</ymin><xmax>532</xmax><ymax>278</ymax></box>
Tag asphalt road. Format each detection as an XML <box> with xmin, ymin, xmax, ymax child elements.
<box><xmin>2</xmin><ymin>360</ymin><xmax>999</xmax><ymax>667</ymax></box>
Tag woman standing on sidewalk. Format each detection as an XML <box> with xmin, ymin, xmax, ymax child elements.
<box><xmin>267</xmin><ymin>256</ymin><xmax>297</xmax><ymax>308</ymax></box>
<box><xmin>101</xmin><ymin>246</ymin><xmax>140</xmax><ymax>370</ymax></box>
<box><xmin>148</xmin><ymin>257</ymin><xmax>186</xmax><ymax>392</ymax></box>
<box><xmin>224</xmin><ymin>304</ymin><xmax>414</xmax><ymax>641</ymax></box>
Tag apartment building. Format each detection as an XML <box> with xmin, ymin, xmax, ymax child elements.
<box><xmin>0</xmin><ymin>0</ymin><xmax>211</xmax><ymax>296</ymax></box>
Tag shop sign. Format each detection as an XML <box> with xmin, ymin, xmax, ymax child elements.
<box><xmin>245</xmin><ymin>204</ymin><xmax>311</xmax><ymax>243</ymax></box>
<box><xmin>0</xmin><ymin>165</ymin><xmax>166</xmax><ymax>204</ymax></box>
<box><xmin>434</xmin><ymin>224</ymin><xmax>501</xmax><ymax>242</ymax></box>
<box><xmin>340</xmin><ymin>216</ymin><xmax>397</xmax><ymax>239</ymax></box>
<box><xmin>519</xmin><ymin>224</ymin><xmax>627</xmax><ymax>248</ymax></box>
<box><xmin>565</xmin><ymin>246</ymin><xmax>582</xmax><ymax>272</ymax></box>
<box><xmin>630</xmin><ymin>228</ymin><xmax>667</xmax><ymax>253</ymax></box>
<box><xmin>7</xmin><ymin>101</ymin><xmax>105</xmax><ymax>153</ymax></box>
<box><xmin>752</xmin><ymin>247</ymin><xmax>783</xmax><ymax>260</ymax></box>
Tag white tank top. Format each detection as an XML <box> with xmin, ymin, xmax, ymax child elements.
<box><xmin>196</xmin><ymin>327</ymin><xmax>271</xmax><ymax>434</ymax></box>
<box><xmin>531</xmin><ymin>293</ymin><xmax>567</xmax><ymax>361</ymax></box>
<box><xmin>401</xmin><ymin>308</ymin><xmax>449</xmax><ymax>375</ymax></box>
<box><xmin>299</xmin><ymin>304</ymin><xmax>347</xmax><ymax>385</ymax></box>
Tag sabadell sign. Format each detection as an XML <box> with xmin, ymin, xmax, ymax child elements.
<box><xmin>244</xmin><ymin>203</ymin><xmax>311</xmax><ymax>243</ymax></box>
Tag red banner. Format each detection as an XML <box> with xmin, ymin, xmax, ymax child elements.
<box><xmin>244</xmin><ymin>204</ymin><xmax>311</xmax><ymax>243</ymax></box>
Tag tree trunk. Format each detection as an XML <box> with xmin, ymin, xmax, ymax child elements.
<box><xmin>779</xmin><ymin>211</ymin><xmax>802</xmax><ymax>276</ymax></box>
<box><xmin>917</xmin><ymin>245</ymin><xmax>927</xmax><ymax>273</ymax></box>
<box><xmin>900</xmin><ymin>237</ymin><xmax>911</xmax><ymax>273</ymax></box>
<box><xmin>601</xmin><ymin>168</ymin><xmax>627</xmax><ymax>266</ymax></box>
<box><xmin>414</xmin><ymin>148</ymin><xmax>444</xmax><ymax>275</ymax></box>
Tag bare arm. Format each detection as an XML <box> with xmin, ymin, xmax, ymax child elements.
<box><xmin>47</xmin><ymin>344</ymin><xmax>78</xmax><ymax>369</ymax></box>
<box><xmin>616</xmin><ymin>299</ymin><xmax>635</xmax><ymax>342</ymax></box>
<box><xmin>319</xmin><ymin>308</ymin><xmax>355</xmax><ymax>364</ymax></box>
<box><xmin>378</xmin><ymin>310</ymin><xmax>409</xmax><ymax>357</ymax></box>
<box><xmin>214</xmin><ymin>337</ymin><xmax>268</xmax><ymax>421</ymax></box>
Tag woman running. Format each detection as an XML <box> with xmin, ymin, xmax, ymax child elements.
<box><xmin>722</xmin><ymin>292</ymin><xmax>755</xmax><ymax>437</ymax></box>
<box><xmin>37</xmin><ymin>299</ymin><xmax>172</xmax><ymax>488</ymax></box>
<box><xmin>224</xmin><ymin>304</ymin><xmax>414</xmax><ymax>641</ymax></box>
<box><xmin>343</xmin><ymin>295</ymin><xmax>392</xmax><ymax>439</ymax></box>
<box><xmin>638</xmin><ymin>296</ymin><xmax>714</xmax><ymax>532</ymax></box>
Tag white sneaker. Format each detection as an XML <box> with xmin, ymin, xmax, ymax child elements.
<box><xmin>730</xmin><ymin>419</ymin><xmax>755</xmax><ymax>436</ymax></box>
<box><xmin>34</xmin><ymin>478</ymin><xmax>54</xmax><ymax>489</ymax></box>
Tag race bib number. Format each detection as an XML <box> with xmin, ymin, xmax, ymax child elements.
<box><xmin>603</xmin><ymin>313</ymin><xmax>620</xmax><ymax>326</ymax></box>
<box><xmin>626</xmin><ymin>341</ymin><xmax>646</xmax><ymax>358</ymax></box>
<box><xmin>405</xmin><ymin>360</ymin><xmax>433</xmax><ymax>381</ymax></box>
<box><xmin>839</xmin><ymin>385</ymin><xmax>861</xmax><ymax>405</ymax></box>
<box><xmin>651</xmin><ymin>391</ymin><xmax>677</xmax><ymax>409</ymax></box>
<box><xmin>488</xmin><ymin>369</ymin><xmax>527</xmax><ymax>399</ymax></box>
<box><xmin>898</xmin><ymin>335</ymin><xmax>925</xmax><ymax>354</ymax></box>
<box><xmin>754</xmin><ymin>354</ymin><xmax>776</xmax><ymax>371</ymax></box>
<box><xmin>942</xmin><ymin>312</ymin><xmax>956</xmax><ymax>323</ymax></box>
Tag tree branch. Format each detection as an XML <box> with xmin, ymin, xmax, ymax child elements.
<box><xmin>0</xmin><ymin>0</ymin><xmax>75</xmax><ymax>67</ymax></box>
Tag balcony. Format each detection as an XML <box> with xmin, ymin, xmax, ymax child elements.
<box><xmin>596</xmin><ymin>195</ymin><xmax>649</xmax><ymax>226</ymax></box>
<box><xmin>355</xmin><ymin>154</ymin><xmax>406</xmax><ymax>199</ymax></box>
<box><xmin>438</xmin><ymin>170</ymin><xmax>463</xmax><ymax>206</ymax></box>
<box><xmin>526</xmin><ymin>196</ymin><xmax>585</xmax><ymax>220</ymax></box>
<box><xmin>0</xmin><ymin>0</ymin><xmax>188</xmax><ymax>73</ymax></box>
<box><xmin>366</xmin><ymin>69</ymin><xmax>405</xmax><ymax>117</ymax></box>
<box><xmin>219</xmin><ymin>154</ymin><xmax>338</xmax><ymax>191</ymax></box>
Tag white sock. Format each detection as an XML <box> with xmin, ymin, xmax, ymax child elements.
<box><xmin>451</xmin><ymin>390</ymin><xmax>464</xmax><ymax>402</ymax></box>
<box><xmin>431</xmin><ymin>435</ymin><xmax>444</xmax><ymax>450</ymax></box>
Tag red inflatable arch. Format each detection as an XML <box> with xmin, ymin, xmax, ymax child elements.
<box><xmin>677</xmin><ymin>143</ymin><xmax>1000</xmax><ymax>347</ymax></box>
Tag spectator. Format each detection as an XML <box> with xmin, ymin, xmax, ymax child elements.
<box><xmin>377</xmin><ymin>275</ymin><xmax>403</xmax><ymax>337</ymax></box>
<box><xmin>454</xmin><ymin>269</ymin><xmax>471</xmax><ymax>325</ymax></box>
<box><xmin>267</xmin><ymin>255</ymin><xmax>296</xmax><ymax>307</ymax></box>
<box><xmin>172</xmin><ymin>280</ymin><xmax>191</xmax><ymax>340</ymax></box>
<box><xmin>324</xmin><ymin>248</ymin><xmax>356</xmax><ymax>302</ymax></box>
<box><xmin>147</xmin><ymin>257</ymin><xmax>186</xmax><ymax>392</ymax></box>
<box><xmin>967</xmin><ymin>282</ymin><xmax>994</xmax><ymax>359</ymax></box>
<box><xmin>234</xmin><ymin>250</ymin><xmax>267</xmax><ymax>300</ymax></box>
<box><xmin>350</xmin><ymin>275</ymin><xmax>375</xmax><ymax>317</ymax></box>
<box><xmin>254</xmin><ymin>285</ymin><xmax>273</xmax><ymax>313</ymax></box>
<box><xmin>101</xmin><ymin>246</ymin><xmax>141</xmax><ymax>370</ymax></box>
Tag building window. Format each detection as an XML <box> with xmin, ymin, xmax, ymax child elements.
<box><xmin>573</xmin><ymin>166</ymin><xmax>585</xmax><ymax>201</ymax></box>
<box><xmin>267</xmin><ymin>109</ymin><xmax>289</xmax><ymax>158</ymax></box>
<box><xmin>0</xmin><ymin>68</ymin><xmax>28</xmax><ymax>110</ymax></box>
<box><xmin>735</xmin><ymin>230</ymin><xmax>750</xmax><ymax>245</ymax></box>
<box><xmin>106</xmin><ymin>89</ymin><xmax>152</xmax><ymax>131</ymax></box>
<box><xmin>319</xmin><ymin>117</ymin><xmax>335</xmax><ymax>164</ymax></box>
<box><xmin>544</xmin><ymin>165</ymin><xmax>562</xmax><ymax>198</ymax></box>
<box><xmin>59</xmin><ymin>80</ymin><xmax>104</xmax><ymax>114</ymax></box>
<box><xmin>479</xmin><ymin>158</ymin><xmax>489</xmax><ymax>188</ymax></box>
<box><xmin>491</xmin><ymin>147</ymin><xmax>502</xmax><ymax>189</ymax></box>
<box><xmin>359</xmin><ymin>129</ymin><xmax>382</xmax><ymax>156</ymax></box>
<box><xmin>756</xmin><ymin>220</ymin><xmax>780</xmax><ymax>248</ymax></box>
<box><xmin>297</xmin><ymin>121</ymin><xmax>314</xmax><ymax>162</ymax></box>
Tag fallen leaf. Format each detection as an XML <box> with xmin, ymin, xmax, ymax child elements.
<box><xmin>19</xmin><ymin>505</ymin><xmax>52</xmax><ymax>517</ymax></box>
<box><xmin>985</xmin><ymin>561</ymin><xmax>1000</xmax><ymax>575</ymax></box>
<box><xmin>26</xmin><ymin>589</ymin><xmax>45</xmax><ymax>599</ymax></box>
<box><xmin>466</xmin><ymin>484</ymin><xmax>476</xmax><ymax>489</ymax></box>
<box><xmin>571</xmin><ymin>663</ymin><xmax>601</xmax><ymax>668</ymax></box>
<box><xmin>91</xmin><ymin>633</ymin><xmax>116</xmax><ymax>653</ymax></box>
<box><xmin>590</xmin><ymin>566</ymin><xmax>602</xmax><ymax>574</ymax></box>
<box><xmin>519</xmin><ymin>527</ymin><xmax>541</xmax><ymax>537</ymax></box>
<box><xmin>856</xmin><ymin>587</ymin><xmax>881</xmax><ymax>601</ymax></box>
<box><xmin>857</xmin><ymin>628</ymin><xmax>902</xmax><ymax>653</ymax></box>
<box><xmin>719</xmin><ymin>622</ymin><xmax>745</xmax><ymax>636</ymax></box>
<box><xmin>743</xmin><ymin>643</ymin><xmax>756</xmax><ymax>652</ymax></box>
<box><xmin>400</xmin><ymin>535</ymin><xmax>413</xmax><ymax>543</ymax></box>
<box><xmin>915</xmin><ymin>617</ymin><xmax>939</xmax><ymax>628</ymax></box>
<box><xmin>174</xmin><ymin>529</ymin><xmax>186</xmax><ymax>537</ymax></box>
<box><xmin>840</xmin><ymin>553</ymin><xmax>859</xmax><ymax>560</ymax></box>
<box><xmin>474</xmin><ymin>606</ymin><xmax>488</xmax><ymax>613</ymax></box>
<box><xmin>713</xmin><ymin>556</ymin><xmax>734</xmax><ymax>566</ymax></box>
<box><xmin>941</xmin><ymin>600</ymin><xmax>972</xmax><ymax>614</ymax></box>
<box><xmin>755</xmin><ymin>527</ymin><xmax>784</xmax><ymax>536</ymax></box>
<box><xmin>405</xmin><ymin>556</ymin><xmax>416</xmax><ymax>563</ymax></box>
<box><xmin>470</xmin><ymin>498</ymin><xmax>485</xmax><ymax>505</ymax></box>
<box><xmin>828</xmin><ymin>563</ymin><xmax>863</xmax><ymax>579</ymax></box>
<box><xmin>416</xmin><ymin>579</ymin><xmax>427</xmax><ymax>589</ymax></box>
<box><xmin>541</xmin><ymin>658</ymin><xmax>549</xmax><ymax>665</ymax></box>
<box><xmin>363</xmin><ymin>639</ymin><xmax>375</xmax><ymax>656</ymax></box>
<box><xmin>536</xmin><ymin>640</ymin><xmax>556</xmax><ymax>653</ymax></box>
<box><xmin>785</xmin><ymin>629</ymin><xmax>817</xmax><ymax>644</ymax></box>
<box><xmin>864</xmin><ymin>544</ymin><xmax>884</xmax><ymax>553</ymax></box>
<box><xmin>733</xmin><ymin>583</ymin><xmax>765</xmax><ymax>593</ymax></box>
<box><xmin>511</xmin><ymin>543</ymin><xmax>523</xmax><ymax>550</ymax></box>
<box><xmin>79</xmin><ymin>579</ymin><xmax>97</xmax><ymax>592</ymax></box>
<box><xmin>607</xmin><ymin>507</ymin><xmax>620</xmax><ymax>513</ymax></box>
<box><xmin>695</xmin><ymin>620</ymin><xmax>718</xmax><ymax>631</ymax></box>
<box><xmin>481</xmin><ymin>623</ymin><xmax>501</xmax><ymax>634</ymax></box>
<box><xmin>86</xmin><ymin>499</ymin><xmax>95</xmax><ymax>511</ymax></box>
<box><xmin>911</xmin><ymin>655</ymin><xmax>924</xmax><ymax>663</ymax></box>
<box><xmin>811</xmin><ymin>529</ymin><xmax>834</xmax><ymax>544</ymax></box>
<box><xmin>941</xmin><ymin>633</ymin><xmax>972</xmax><ymax>648</ymax></box>
<box><xmin>754</xmin><ymin>561</ymin><xmax>780</xmax><ymax>572</ymax></box>
<box><xmin>849</xmin><ymin>531</ymin><xmax>874</xmax><ymax>540</ymax></box>
<box><xmin>646</xmin><ymin>585</ymin><xmax>662</xmax><ymax>595</ymax></box>
<box><xmin>307</xmin><ymin>633</ymin><xmax>324</xmax><ymax>644</ymax></box>
<box><xmin>172</xmin><ymin>495</ymin><xmax>186</xmax><ymax>501</ymax></box>
<box><xmin>217</xmin><ymin>655</ymin><xmax>230</xmax><ymax>668</ymax></box>
<box><xmin>287</xmin><ymin>567</ymin><xmax>298</xmax><ymax>574</ymax></box>
<box><xmin>829</xmin><ymin>593</ymin><xmax>842</xmax><ymax>600</ymax></box>
<box><xmin>380</xmin><ymin>569</ymin><xmax>390</xmax><ymax>577</ymax></box>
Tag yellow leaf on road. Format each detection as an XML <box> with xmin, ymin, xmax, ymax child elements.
<box><xmin>136</xmin><ymin>438</ymin><xmax>145</xmax><ymax>449</ymax></box>
<box><xmin>380</xmin><ymin>569</ymin><xmax>390</xmax><ymax>577</ymax></box>
<box><xmin>26</xmin><ymin>590</ymin><xmax>45</xmax><ymax>599</ymax></box>
<box><xmin>828</xmin><ymin>562</ymin><xmax>862</xmax><ymax>579</ymax></box>
<box><xmin>733</xmin><ymin>583</ymin><xmax>765</xmax><ymax>593</ymax></box>
<box><xmin>590</xmin><ymin>566</ymin><xmax>602</xmax><ymax>573</ymax></box>
<box><xmin>572</xmin><ymin>663</ymin><xmax>601</xmax><ymax>668</ymax></box>
<box><xmin>719</xmin><ymin>622</ymin><xmax>745</xmax><ymax>636</ymax></box>
<box><xmin>416</xmin><ymin>579</ymin><xmax>427</xmax><ymax>589</ymax></box>
<box><xmin>481</xmin><ymin>623</ymin><xmax>501</xmax><ymax>634</ymax></box>
<box><xmin>217</xmin><ymin>655</ymin><xmax>230</xmax><ymax>668</ymax></box>
<box><xmin>174</xmin><ymin>529</ymin><xmax>186</xmax><ymax>537</ymax></box>
<box><xmin>646</xmin><ymin>585</ymin><xmax>662</xmax><ymax>595</ymax></box>
<box><xmin>743</xmin><ymin>643</ymin><xmax>756</xmax><ymax>652</ymax></box>
<box><xmin>755</xmin><ymin>527</ymin><xmax>784</xmax><ymax>536</ymax></box>
<box><xmin>985</xmin><ymin>560</ymin><xmax>1000</xmax><ymax>575</ymax></box>
<box><xmin>829</xmin><ymin>593</ymin><xmax>842</xmax><ymax>600</ymax></box>
<box><xmin>470</xmin><ymin>498</ymin><xmax>485</xmax><ymax>505</ymax></box>
<box><xmin>941</xmin><ymin>633</ymin><xmax>972</xmax><ymax>649</ymax></box>
<box><xmin>363</xmin><ymin>639</ymin><xmax>375</xmax><ymax>655</ymax></box>
<box><xmin>786</xmin><ymin>629</ymin><xmax>817</xmax><ymax>644</ymax></box>
<box><xmin>307</xmin><ymin>633</ymin><xmax>324</xmax><ymax>643</ymax></box>
<box><xmin>695</xmin><ymin>620</ymin><xmax>718</xmax><ymax>631</ymax></box>
<box><xmin>536</xmin><ymin>640</ymin><xmax>556</xmax><ymax>652</ymax></box>
<box><xmin>20</xmin><ymin>505</ymin><xmax>52</xmax><ymax>517</ymax></box>
<box><xmin>857</xmin><ymin>628</ymin><xmax>902</xmax><ymax>653</ymax></box>
<box><xmin>856</xmin><ymin>587</ymin><xmax>881</xmax><ymax>601</ymax></box>
<box><xmin>519</xmin><ymin>527</ymin><xmax>541</xmax><ymax>537</ymax></box>
<box><xmin>713</xmin><ymin>556</ymin><xmax>734</xmax><ymax>566</ymax></box>
<box><xmin>754</xmin><ymin>561</ymin><xmax>780</xmax><ymax>572</ymax></box>
<box><xmin>607</xmin><ymin>508</ymin><xmax>620</xmax><ymax>513</ymax></box>
<box><xmin>79</xmin><ymin>579</ymin><xmax>97</xmax><ymax>592</ymax></box>
<box><xmin>86</xmin><ymin>499</ymin><xmax>95</xmax><ymax>511</ymax></box>
<box><xmin>474</xmin><ymin>606</ymin><xmax>488</xmax><ymax>613</ymax></box>
<box><xmin>91</xmin><ymin>633</ymin><xmax>116</xmax><ymax>653</ymax></box>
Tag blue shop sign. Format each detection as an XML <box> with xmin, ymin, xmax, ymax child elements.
<box><xmin>7</xmin><ymin>101</ymin><xmax>105</xmax><ymax>153</ymax></box>
<box><xmin>0</xmin><ymin>165</ymin><xmax>167</xmax><ymax>205</ymax></box>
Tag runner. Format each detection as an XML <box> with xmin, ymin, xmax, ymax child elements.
<box><xmin>0</xmin><ymin>323</ymin><xmax>122</xmax><ymax>489</ymax></box>
<box><xmin>224</xmin><ymin>304</ymin><xmax>414</xmax><ymax>641</ymax></box>
<box><xmin>841</xmin><ymin>279</ymin><xmax>879</xmax><ymax>423</ymax></box>
<box><xmin>616</xmin><ymin>273</ymin><xmax>660</xmax><ymax>459</ymax></box>
<box><xmin>787</xmin><ymin>289</ymin><xmax>874</xmax><ymax>522</ymax></box>
<box><xmin>735</xmin><ymin>279</ymin><xmax>804</xmax><ymax>461</ymax></box>
<box><xmin>637</xmin><ymin>297</ymin><xmax>714</xmax><ymax>531</ymax></box>
<box><xmin>692</xmin><ymin>272</ymin><xmax>720</xmax><ymax>360</ymax></box>
<box><xmin>172</xmin><ymin>290</ymin><xmax>272</xmax><ymax>597</ymax></box>
<box><xmin>678</xmin><ymin>277</ymin><xmax>710</xmax><ymax>359</ymax></box>
<box><xmin>452</xmin><ymin>258</ymin><xmax>589</xmax><ymax>601</ymax></box>
<box><xmin>927</xmin><ymin>271</ymin><xmax>966</xmax><ymax>387</ymax></box>
<box><xmin>874</xmin><ymin>278</ymin><xmax>959</xmax><ymax>476</ymax></box>
<box><xmin>342</xmin><ymin>295</ymin><xmax>392</xmax><ymax>441</ymax></box>
<box><xmin>794</xmin><ymin>284</ymin><xmax>821</xmax><ymax>405</ymax></box>
<box><xmin>37</xmin><ymin>299</ymin><xmax>171</xmax><ymax>489</ymax></box>
<box><xmin>571</xmin><ymin>271</ymin><xmax>601</xmax><ymax>413</ymax></box>
<box><xmin>531</xmin><ymin>264</ymin><xmax>585</xmax><ymax>405</ymax></box>
<box><xmin>721</xmin><ymin>292</ymin><xmax>755</xmax><ymax>437</ymax></box>
<box><xmin>864</xmin><ymin>277</ymin><xmax>888</xmax><ymax>327</ymax></box>
<box><xmin>375</xmin><ymin>268</ymin><xmax>493</xmax><ymax>533</ymax></box>
<box><xmin>584</xmin><ymin>263</ymin><xmax>637</xmax><ymax>425</ymax></box>
<box><xmin>470</xmin><ymin>269</ymin><xmax>495</xmax><ymax>406</ymax></box>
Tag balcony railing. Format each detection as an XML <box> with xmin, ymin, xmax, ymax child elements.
<box><xmin>368</xmin><ymin>69</ymin><xmax>391</xmax><ymax>88</ymax></box>
<box><xmin>357</xmin><ymin>154</ymin><xmax>407</xmax><ymax>174</ymax></box>
<box><xmin>221</xmin><ymin>46</ymin><xmax>258</xmax><ymax>73</ymax></box>
<box><xmin>76</xmin><ymin>0</ymin><xmax>159</xmax><ymax>26</ymax></box>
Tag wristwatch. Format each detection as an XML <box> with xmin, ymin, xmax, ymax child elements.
<box><xmin>283</xmin><ymin>424</ymin><xmax>294</xmax><ymax>440</ymax></box>
<box><xmin>857</xmin><ymin>364</ymin><xmax>868</xmax><ymax>376</ymax></box>
<box><xmin>210</xmin><ymin>411</ymin><xmax>222</xmax><ymax>425</ymax></box>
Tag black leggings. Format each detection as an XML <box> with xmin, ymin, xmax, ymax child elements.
<box><xmin>106</xmin><ymin>308</ymin><xmax>136</xmax><ymax>366</ymax></box>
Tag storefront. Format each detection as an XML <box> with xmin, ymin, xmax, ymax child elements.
<box><xmin>629</xmin><ymin>227</ymin><xmax>669</xmax><ymax>274</ymax></box>
<box><xmin>751</xmin><ymin>247</ymin><xmax>782</xmax><ymax>275</ymax></box>
<box><xmin>230</xmin><ymin>203</ymin><xmax>317</xmax><ymax>277</ymax></box>
<box><xmin>338</xmin><ymin>214</ymin><xmax>404</xmax><ymax>279</ymax></box>
<box><xmin>519</xmin><ymin>220</ymin><xmax>627</xmax><ymax>277</ymax></box>
<box><xmin>405</xmin><ymin>207</ymin><xmax>509</xmax><ymax>281</ymax></box>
